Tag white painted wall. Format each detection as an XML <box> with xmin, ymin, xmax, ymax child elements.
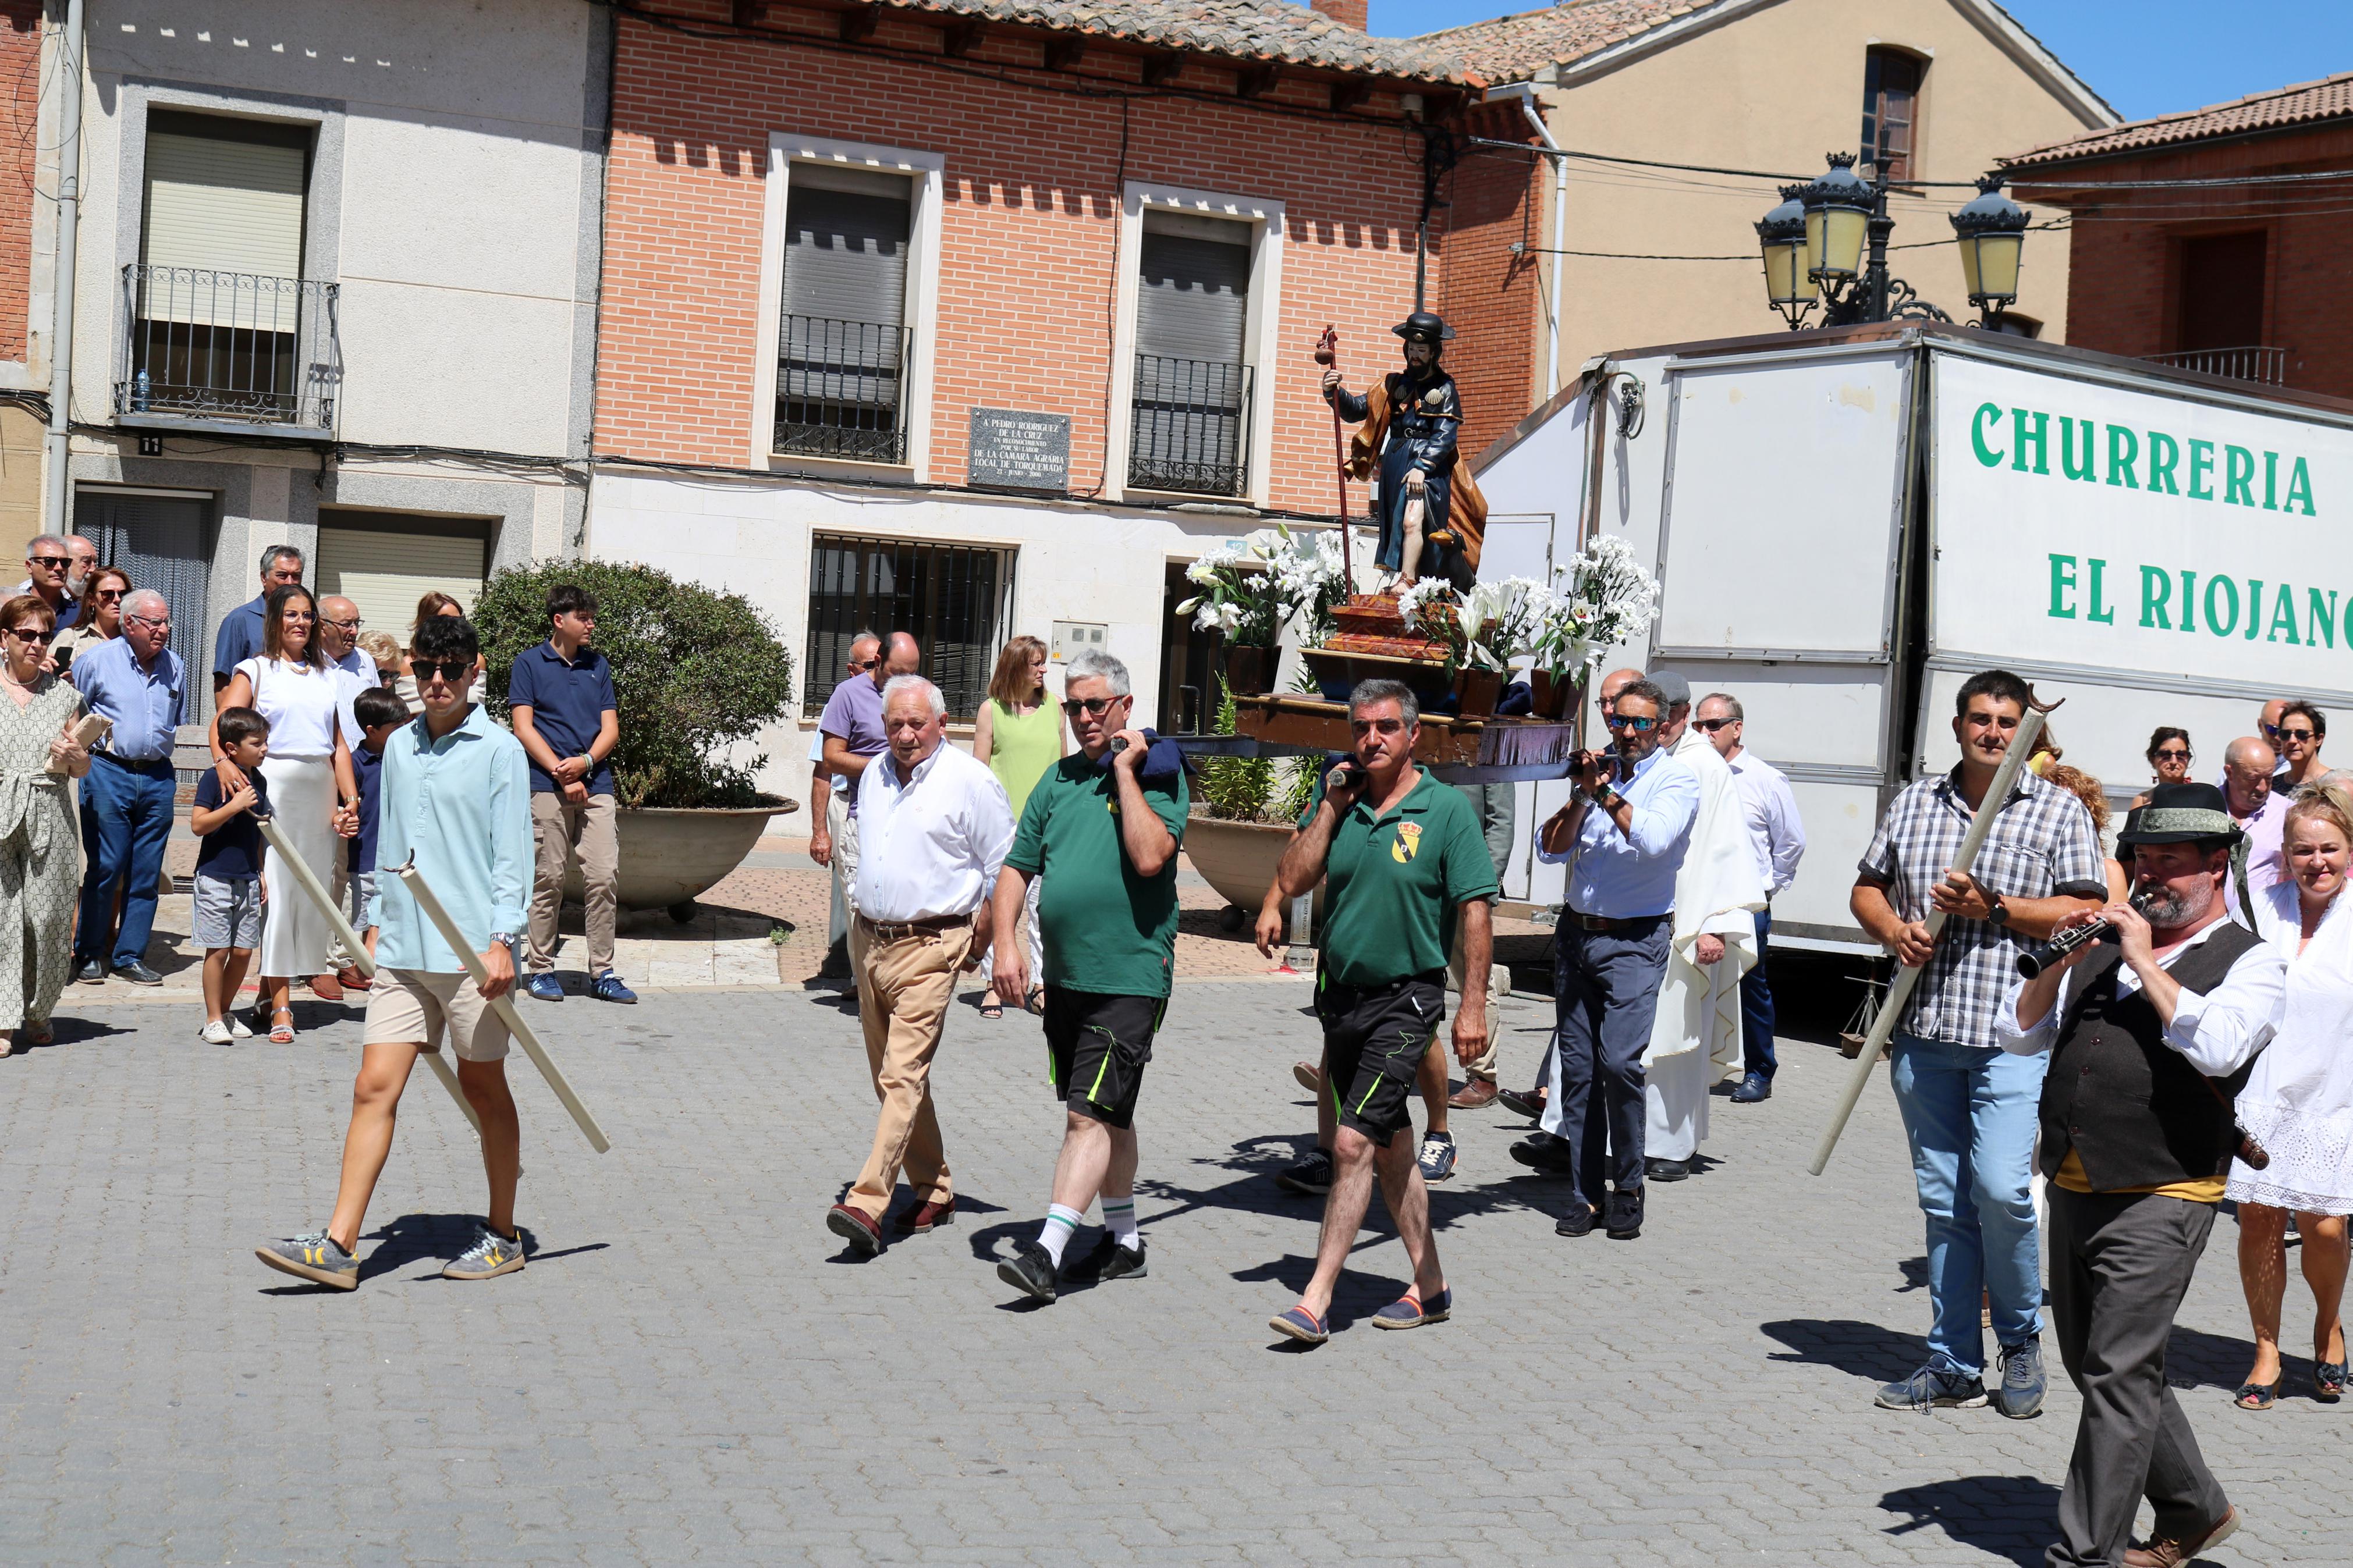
<box><xmin>586</xmin><ymin>472</ymin><xmax>1272</xmax><ymax>809</ymax></box>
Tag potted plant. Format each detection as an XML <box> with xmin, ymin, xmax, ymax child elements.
<box><xmin>473</xmin><ymin>559</ymin><xmax>800</xmax><ymax>922</ymax></box>
<box><xmin>1175</xmin><ymin>524</ymin><xmax>1348</xmax><ymax>696</ymax></box>
<box><xmin>1182</xmin><ymin>676</ymin><xmax>1324</xmax><ymax>918</ymax></box>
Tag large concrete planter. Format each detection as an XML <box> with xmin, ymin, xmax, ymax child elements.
<box><xmin>563</xmin><ymin>801</ymin><xmax>797</xmax><ymax>921</ymax></box>
<box><xmin>1183</xmin><ymin>812</ymin><xmax>1322</xmax><ymax>919</ymax></box>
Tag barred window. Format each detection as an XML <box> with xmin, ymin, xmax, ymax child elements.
<box><xmin>803</xmin><ymin>535</ymin><xmax>1014</xmax><ymax>723</ymax></box>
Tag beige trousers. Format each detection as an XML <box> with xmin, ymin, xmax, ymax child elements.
<box><xmin>1453</xmin><ymin>930</ymin><xmax>1510</xmax><ymax>1082</ymax></box>
<box><xmin>528</xmin><ymin>792</ymin><xmax>619</xmax><ymax>975</ymax></box>
<box><xmin>846</xmin><ymin>918</ymin><xmax>971</xmax><ymax>1220</ymax></box>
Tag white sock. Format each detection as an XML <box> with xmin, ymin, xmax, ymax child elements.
<box><xmin>1101</xmin><ymin>1196</ymin><xmax>1140</xmax><ymax>1250</ymax></box>
<box><xmin>1037</xmin><ymin>1204</ymin><xmax>1083</xmax><ymax>1265</ymax></box>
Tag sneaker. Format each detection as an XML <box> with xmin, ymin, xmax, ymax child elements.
<box><xmin>229</xmin><ymin>1014</ymin><xmax>254</xmax><ymax>1039</ymax></box>
<box><xmin>1084</xmin><ymin>1233</ymin><xmax>1147</xmax><ymax>1282</ymax></box>
<box><xmin>1417</xmin><ymin>1129</ymin><xmax>1458</xmax><ymax>1183</ymax></box>
<box><xmin>200</xmin><ymin>1019</ymin><xmax>233</xmax><ymax>1046</ymax></box>
<box><xmin>996</xmin><ymin>1239</ymin><xmax>1058</xmax><ymax>1302</ymax></box>
<box><xmin>591</xmin><ymin>969</ymin><xmax>638</xmax><ymax>1005</ymax></box>
<box><xmin>1730</xmin><ymin>1071</ymin><xmax>1772</xmax><ymax>1104</ymax></box>
<box><xmin>525</xmin><ymin>973</ymin><xmax>565</xmax><ymax>1002</ymax></box>
<box><xmin>1992</xmin><ymin>1338</ymin><xmax>2047</xmax><ymax>1419</ymax></box>
<box><xmin>1275</xmin><ymin>1147</ymin><xmax>1334</xmax><ymax>1196</ymax></box>
<box><xmin>442</xmin><ymin>1224</ymin><xmax>527</xmax><ymax>1281</ymax></box>
<box><xmin>254</xmin><ymin>1231</ymin><xmax>360</xmax><ymax>1290</ymax></box>
<box><xmin>1875</xmin><ymin>1362</ymin><xmax>1990</xmax><ymax>1411</ymax></box>
<box><xmin>72</xmin><ymin>957</ymin><xmax>104</xmax><ymax>985</ymax></box>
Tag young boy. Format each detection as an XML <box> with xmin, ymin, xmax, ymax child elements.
<box><xmin>191</xmin><ymin>707</ymin><xmax>272</xmax><ymax>1045</ymax></box>
<box><xmin>347</xmin><ymin>686</ymin><xmax>407</xmax><ymax>951</ymax></box>
<box><xmin>256</xmin><ymin>614</ymin><xmax>535</xmax><ymax>1290</ymax></box>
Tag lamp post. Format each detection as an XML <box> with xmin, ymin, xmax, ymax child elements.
<box><xmin>1950</xmin><ymin>174</ymin><xmax>2029</xmax><ymax>322</ymax></box>
<box><xmin>1756</xmin><ymin>152</ymin><xmax>2026</xmax><ymax>330</ymax></box>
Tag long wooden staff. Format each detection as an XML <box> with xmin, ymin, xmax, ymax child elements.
<box><xmin>1808</xmin><ymin>697</ymin><xmax>2057</xmax><ymax>1175</ymax></box>
<box><xmin>251</xmin><ymin>812</ymin><xmax>481</xmax><ymax>1137</ymax></box>
<box><xmin>389</xmin><ymin>855</ymin><xmax>612</xmax><ymax>1154</ymax></box>
<box><xmin>1314</xmin><ymin>325</ymin><xmax>1353</xmax><ymax>589</ymax></box>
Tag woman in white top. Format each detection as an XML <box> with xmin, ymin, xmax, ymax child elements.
<box><xmin>210</xmin><ymin>584</ymin><xmax>358</xmax><ymax>1043</ymax></box>
<box><xmin>2228</xmin><ymin>777</ymin><xmax>2353</xmax><ymax>1407</ymax></box>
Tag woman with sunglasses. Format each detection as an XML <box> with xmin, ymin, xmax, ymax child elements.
<box><xmin>0</xmin><ymin>594</ymin><xmax>91</xmax><ymax>1056</ymax></box>
<box><xmin>49</xmin><ymin>566</ymin><xmax>132</xmax><ymax>675</ymax></box>
<box><xmin>2130</xmin><ymin>727</ymin><xmax>2194</xmax><ymax>811</ymax></box>
<box><xmin>210</xmin><ymin>584</ymin><xmax>360</xmax><ymax>1043</ymax></box>
<box><xmin>972</xmin><ymin>635</ymin><xmax>1063</xmax><ymax>1018</ymax></box>
<box><xmin>2277</xmin><ymin>702</ymin><xmax>2329</xmax><ymax>792</ymax></box>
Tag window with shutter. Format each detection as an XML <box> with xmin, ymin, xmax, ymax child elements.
<box><xmin>315</xmin><ymin>515</ymin><xmax>492</xmax><ymax>652</ymax></box>
<box><xmin>1859</xmin><ymin>49</ymin><xmax>1922</xmax><ymax>183</ymax></box>
<box><xmin>1130</xmin><ymin>214</ymin><xmax>1253</xmax><ymax>496</ymax></box>
<box><xmin>776</xmin><ymin>166</ymin><xmax>914</xmax><ymax>462</ymax></box>
<box><xmin>71</xmin><ymin>492</ymin><xmax>214</xmax><ymax>732</ymax></box>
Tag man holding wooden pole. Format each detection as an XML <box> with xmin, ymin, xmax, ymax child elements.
<box><xmin>255</xmin><ymin>614</ymin><xmax>537</xmax><ymax>1291</ymax></box>
<box><xmin>1849</xmin><ymin>670</ymin><xmax>2106</xmax><ymax>1414</ymax></box>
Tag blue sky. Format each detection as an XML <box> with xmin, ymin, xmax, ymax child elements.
<box><xmin>1369</xmin><ymin>1</ymin><xmax>2353</xmax><ymax>122</ymax></box>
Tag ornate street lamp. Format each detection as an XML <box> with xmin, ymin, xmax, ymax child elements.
<box><xmin>1950</xmin><ymin>174</ymin><xmax>2029</xmax><ymax>322</ymax></box>
<box><xmin>1801</xmin><ymin>152</ymin><xmax>1875</xmax><ymax>287</ymax></box>
<box><xmin>1754</xmin><ymin>183</ymin><xmax>1813</xmax><ymax>328</ymax></box>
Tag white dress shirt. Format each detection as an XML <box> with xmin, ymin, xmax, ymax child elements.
<box><xmin>1726</xmin><ymin>749</ymin><xmax>1807</xmax><ymax>898</ymax></box>
<box><xmin>853</xmin><ymin>739</ymin><xmax>1014</xmax><ymax>922</ymax></box>
<box><xmin>1994</xmin><ymin>914</ymin><xmax>2287</xmax><ymax>1077</ymax></box>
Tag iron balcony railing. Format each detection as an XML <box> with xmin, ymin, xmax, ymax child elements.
<box><xmin>1129</xmin><ymin>354</ymin><xmax>1252</xmax><ymax>497</ymax></box>
<box><xmin>116</xmin><ymin>265</ymin><xmax>339</xmax><ymax>429</ymax></box>
<box><xmin>775</xmin><ymin>314</ymin><xmax>912</xmax><ymax>464</ymax></box>
<box><xmin>2141</xmin><ymin>345</ymin><xmax>2287</xmax><ymax>385</ymax></box>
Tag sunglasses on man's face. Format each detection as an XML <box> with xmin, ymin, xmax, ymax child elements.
<box><xmin>410</xmin><ymin>657</ymin><xmax>471</xmax><ymax>684</ymax></box>
<box><xmin>27</xmin><ymin>556</ymin><xmax>66</xmax><ymax>570</ymax></box>
<box><xmin>1609</xmin><ymin>713</ymin><xmax>1657</xmax><ymax>733</ymax></box>
<box><xmin>1694</xmin><ymin>717</ymin><xmax>1736</xmax><ymax>733</ymax></box>
<box><xmin>1062</xmin><ymin>696</ymin><xmax>1123</xmax><ymax>717</ymax></box>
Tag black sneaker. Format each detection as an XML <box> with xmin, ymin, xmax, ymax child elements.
<box><xmin>996</xmin><ymin>1239</ymin><xmax>1059</xmax><ymax>1302</ymax></box>
<box><xmin>1275</xmin><ymin>1148</ymin><xmax>1335</xmax><ymax>1196</ymax></box>
<box><xmin>72</xmin><ymin>957</ymin><xmax>104</xmax><ymax>986</ymax></box>
<box><xmin>1555</xmin><ymin>1204</ymin><xmax>1596</xmax><ymax>1238</ymax></box>
<box><xmin>1605</xmin><ymin>1186</ymin><xmax>1645</xmax><ymax>1240</ymax></box>
<box><xmin>1085</xmin><ymin>1233</ymin><xmax>1147</xmax><ymax>1282</ymax></box>
<box><xmin>1509</xmin><ymin>1132</ymin><xmax>1577</xmax><ymax>1174</ymax></box>
<box><xmin>111</xmin><ymin>961</ymin><xmax>165</xmax><ymax>987</ymax></box>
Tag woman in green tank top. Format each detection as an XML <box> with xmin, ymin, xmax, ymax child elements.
<box><xmin>974</xmin><ymin>635</ymin><xmax>1064</xmax><ymax>1016</ymax></box>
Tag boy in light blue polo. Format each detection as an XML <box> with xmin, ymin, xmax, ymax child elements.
<box><xmin>256</xmin><ymin>614</ymin><xmax>535</xmax><ymax>1292</ymax></box>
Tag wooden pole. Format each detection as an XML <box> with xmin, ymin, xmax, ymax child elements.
<box><xmin>1314</xmin><ymin>325</ymin><xmax>1353</xmax><ymax>591</ymax></box>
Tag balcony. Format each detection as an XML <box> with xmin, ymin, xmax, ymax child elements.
<box><xmin>115</xmin><ymin>265</ymin><xmax>339</xmax><ymax>433</ymax></box>
<box><xmin>2140</xmin><ymin>346</ymin><xmax>2287</xmax><ymax>386</ymax></box>
<box><xmin>774</xmin><ymin>314</ymin><xmax>911</xmax><ymax>464</ymax></box>
<box><xmin>1128</xmin><ymin>354</ymin><xmax>1253</xmax><ymax>499</ymax></box>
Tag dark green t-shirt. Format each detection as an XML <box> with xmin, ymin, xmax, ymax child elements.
<box><xmin>1306</xmin><ymin>768</ymin><xmax>1498</xmax><ymax>987</ymax></box>
<box><xmin>1004</xmin><ymin>754</ymin><xmax>1190</xmax><ymax>998</ymax></box>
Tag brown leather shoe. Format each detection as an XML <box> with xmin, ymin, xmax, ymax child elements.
<box><xmin>893</xmin><ymin>1198</ymin><xmax>956</xmax><ymax>1234</ymax></box>
<box><xmin>1497</xmin><ymin>1086</ymin><xmax>1548</xmax><ymax>1121</ymax></box>
<box><xmin>309</xmin><ymin>971</ymin><xmax>345</xmax><ymax>1002</ymax></box>
<box><xmin>1448</xmin><ymin>1078</ymin><xmax>1500</xmax><ymax>1110</ymax></box>
<box><xmin>1292</xmin><ymin>1061</ymin><xmax>1322</xmax><ymax>1093</ymax></box>
<box><xmin>825</xmin><ymin>1203</ymin><xmax>883</xmax><ymax>1256</ymax></box>
<box><xmin>2124</xmin><ymin>1505</ymin><xmax>2238</xmax><ymax>1567</ymax></box>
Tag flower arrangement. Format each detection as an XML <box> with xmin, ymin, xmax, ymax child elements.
<box><xmin>1175</xmin><ymin>524</ymin><xmax>1352</xmax><ymax>648</ymax></box>
<box><xmin>1376</xmin><ymin>535</ymin><xmax>1660</xmax><ymax>681</ymax></box>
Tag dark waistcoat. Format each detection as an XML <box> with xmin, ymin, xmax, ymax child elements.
<box><xmin>2038</xmin><ymin>920</ymin><xmax>2263</xmax><ymax>1190</ymax></box>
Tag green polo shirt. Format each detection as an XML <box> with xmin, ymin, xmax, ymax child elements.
<box><xmin>1306</xmin><ymin>768</ymin><xmax>1497</xmax><ymax>987</ymax></box>
<box><xmin>1004</xmin><ymin>754</ymin><xmax>1190</xmax><ymax>998</ymax></box>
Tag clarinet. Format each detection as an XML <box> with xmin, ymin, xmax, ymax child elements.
<box><xmin>2015</xmin><ymin>890</ymin><xmax>2156</xmax><ymax>980</ymax></box>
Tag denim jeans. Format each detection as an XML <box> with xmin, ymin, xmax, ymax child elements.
<box><xmin>1890</xmin><ymin>1030</ymin><xmax>2049</xmax><ymax>1377</ymax></box>
<box><xmin>1740</xmin><ymin>908</ymin><xmax>1776</xmax><ymax>1079</ymax></box>
<box><xmin>1550</xmin><ymin>918</ymin><xmax>1672</xmax><ymax>1209</ymax></box>
<box><xmin>76</xmin><ymin>756</ymin><xmax>177</xmax><ymax>969</ymax></box>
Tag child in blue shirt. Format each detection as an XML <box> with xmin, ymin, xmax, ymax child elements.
<box><xmin>190</xmin><ymin>707</ymin><xmax>272</xmax><ymax>1044</ymax></box>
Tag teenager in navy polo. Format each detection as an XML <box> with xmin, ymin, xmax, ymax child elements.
<box><xmin>507</xmin><ymin>583</ymin><xmax>633</xmax><ymax>1004</ymax></box>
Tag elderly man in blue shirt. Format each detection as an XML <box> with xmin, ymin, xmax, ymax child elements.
<box><xmin>68</xmin><ymin>589</ymin><xmax>184</xmax><ymax>984</ymax></box>
<box><xmin>255</xmin><ymin>613</ymin><xmax>537</xmax><ymax>1292</ymax></box>
<box><xmin>1525</xmin><ymin>677</ymin><xmax>1699</xmax><ymax>1242</ymax></box>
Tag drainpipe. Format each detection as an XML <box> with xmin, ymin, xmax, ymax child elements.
<box><xmin>1482</xmin><ymin>80</ymin><xmax>1566</xmax><ymax>400</ymax></box>
<box><xmin>40</xmin><ymin>0</ymin><xmax>85</xmax><ymax>537</ymax></box>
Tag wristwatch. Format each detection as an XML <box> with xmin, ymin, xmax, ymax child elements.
<box><xmin>489</xmin><ymin>931</ymin><xmax>519</xmax><ymax>950</ymax></box>
<box><xmin>1591</xmin><ymin>781</ymin><xmax>1620</xmax><ymax>809</ymax></box>
<box><xmin>1985</xmin><ymin>894</ymin><xmax>2010</xmax><ymax>929</ymax></box>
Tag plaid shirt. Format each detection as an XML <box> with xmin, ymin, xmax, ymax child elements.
<box><xmin>1859</xmin><ymin>766</ymin><xmax>2107</xmax><ymax>1051</ymax></box>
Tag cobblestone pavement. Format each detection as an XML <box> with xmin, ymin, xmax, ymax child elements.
<box><xmin>1</xmin><ymin>979</ymin><xmax>2340</xmax><ymax>1566</ymax></box>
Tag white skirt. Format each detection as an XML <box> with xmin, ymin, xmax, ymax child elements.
<box><xmin>258</xmin><ymin>755</ymin><xmax>337</xmax><ymax>978</ymax></box>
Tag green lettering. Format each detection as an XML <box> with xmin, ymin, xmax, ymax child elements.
<box><xmin>2265</xmin><ymin>450</ymin><xmax>2280</xmax><ymax>510</ymax></box>
<box><xmin>2224</xmin><ymin>445</ymin><xmax>2255</xmax><ymax>506</ymax></box>
<box><xmin>2204</xmin><ymin>574</ymin><xmax>2238</xmax><ymax>637</ymax></box>
<box><xmin>2106</xmin><ymin>425</ymin><xmax>2140</xmax><ymax>489</ymax></box>
<box><xmin>2287</xmin><ymin>456</ymin><xmax>2317</xmax><ymax>517</ymax></box>
<box><xmin>2047</xmin><ymin>553</ymin><xmax>2078</xmax><ymax>619</ymax></box>
<box><xmin>2148</xmin><ymin>432</ymin><xmax>2181</xmax><ymax>495</ymax></box>
<box><xmin>2269</xmin><ymin>582</ymin><xmax>2302</xmax><ymax>645</ymax></box>
<box><xmin>2061</xmin><ymin>418</ymin><xmax>2098</xmax><ymax>481</ymax></box>
<box><xmin>1971</xmin><ymin>403</ymin><xmax>2005</xmax><ymax>467</ymax></box>
<box><xmin>2188</xmin><ymin>438</ymin><xmax>2216</xmax><ymax>500</ymax></box>
<box><xmin>2013</xmin><ymin>408</ymin><xmax>2049</xmax><ymax>475</ymax></box>
<box><xmin>2138</xmin><ymin>566</ymin><xmax>2172</xmax><ymax>629</ymax></box>
<box><xmin>2180</xmin><ymin>570</ymin><xmax>2198</xmax><ymax>634</ymax></box>
<box><xmin>2086</xmin><ymin>557</ymin><xmax>2114</xmax><ymax>624</ymax></box>
<box><xmin>2309</xmin><ymin>588</ymin><xmax>2338</xmax><ymax>649</ymax></box>
<box><xmin>2245</xmin><ymin>579</ymin><xmax>2265</xmax><ymax>639</ymax></box>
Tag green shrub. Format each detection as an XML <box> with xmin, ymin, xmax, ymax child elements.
<box><xmin>472</xmin><ymin>559</ymin><xmax>796</xmax><ymax>809</ymax></box>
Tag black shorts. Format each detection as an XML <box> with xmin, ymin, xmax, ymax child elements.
<box><xmin>1045</xmin><ymin>989</ymin><xmax>1165</xmax><ymax>1130</ymax></box>
<box><xmin>1316</xmin><ymin>970</ymin><xmax>1445</xmax><ymax>1145</ymax></box>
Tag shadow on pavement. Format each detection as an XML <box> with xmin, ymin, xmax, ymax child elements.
<box><xmin>2162</xmin><ymin>1321</ymin><xmax>2269</xmax><ymax>1392</ymax></box>
<box><xmin>1230</xmin><ymin>1253</ymin><xmax>1408</xmax><ymax>1334</ymax></box>
<box><xmin>1878</xmin><ymin>1474</ymin><xmax>2057</xmax><ymax>1567</ymax></box>
<box><xmin>1759</xmin><ymin>1317</ymin><xmax>1923</xmax><ymax>1383</ymax></box>
<box><xmin>255</xmin><ymin>1215</ymin><xmax>546</xmax><ymax>1293</ymax></box>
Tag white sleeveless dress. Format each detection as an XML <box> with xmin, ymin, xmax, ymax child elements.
<box><xmin>2227</xmin><ymin>881</ymin><xmax>2353</xmax><ymax>1215</ymax></box>
<box><xmin>236</xmin><ymin>657</ymin><xmax>343</xmax><ymax>979</ymax></box>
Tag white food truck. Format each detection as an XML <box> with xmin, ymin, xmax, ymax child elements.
<box><xmin>1474</xmin><ymin>321</ymin><xmax>2343</xmax><ymax>953</ymax></box>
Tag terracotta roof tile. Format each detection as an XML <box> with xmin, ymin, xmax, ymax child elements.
<box><xmin>2006</xmin><ymin>71</ymin><xmax>2353</xmax><ymax>167</ymax></box>
<box><xmin>1413</xmin><ymin>0</ymin><xmax>1702</xmax><ymax>85</ymax></box>
<box><xmin>878</xmin><ymin>0</ymin><xmax>1478</xmax><ymax>84</ymax></box>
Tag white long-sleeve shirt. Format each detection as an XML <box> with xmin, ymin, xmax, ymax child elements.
<box><xmin>1726</xmin><ymin>749</ymin><xmax>1805</xmax><ymax>899</ymax></box>
<box><xmin>1993</xmin><ymin>916</ymin><xmax>2287</xmax><ymax>1078</ymax></box>
<box><xmin>852</xmin><ymin>738</ymin><xmax>1014</xmax><ymax>923</ymax></box>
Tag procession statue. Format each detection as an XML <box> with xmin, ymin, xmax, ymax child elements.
<box><xmin>1319</xmin><ymin>311</ymin><xmax>1488</xmax><ymax>589</ymax></box>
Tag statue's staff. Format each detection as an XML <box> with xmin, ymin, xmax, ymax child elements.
<box><xmin>249</xmin><ymin>812</ymin><xmax>481</xmax><ymax>1138</ymax></box>
<box><xmin>1809</xmin><ymin>695</ymin><xmax>2060</xmax><ymax>1174</ymax></box>
<box><xmin>388</xmin><ymin>854</ymin><xmax>612</xmax><ymax>1154</ymax></box>
<box><xmin>1313</xmin><ymin>325</ymin><xmax>1353</xmax><ymax>588</ymax></box>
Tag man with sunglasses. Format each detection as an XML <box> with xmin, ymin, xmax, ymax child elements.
<box><xmin>1695</xmin><ymin>692</ymin><xmax>1804</xmax><ymax>1105</ymax></box>
<box><xmin>990</xmin><ymin>652</ymin><xmax>1187</xmax><ymax>1302</ymax></box>
<box><xmin>1265</xmin><ymin>680</ymin><xmax>1495</xmax><ymax>1343</ymax></box>
<box><xmin>17</xmin><ymin>535</ymin><xmax>86</xmax><ymax>634</ymax></box>
<box><xmin>1531</xmin><ymin>678</ymin><xmax>1698</xmax><ymax>1241</ymax></box>
<box><xmin>212</xmin><ymin>545</ymin><xmax>306</xmax><ymax>698</ymax></box>
<box><xmin>67</xmin><ymin>590</ymin><xmax>184</xmax><ymax>985</ymax></box>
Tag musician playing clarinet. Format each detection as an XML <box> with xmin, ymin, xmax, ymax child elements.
<box><xmin>1994</xmin><ymin>783</ymin><xmax>2284</xmax><ymax>1568</ymax></box>
<box><xmin>1849</xmin><ymin>670</ymin><xmax>2107</xmax><ymax>1418</ymax></box>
